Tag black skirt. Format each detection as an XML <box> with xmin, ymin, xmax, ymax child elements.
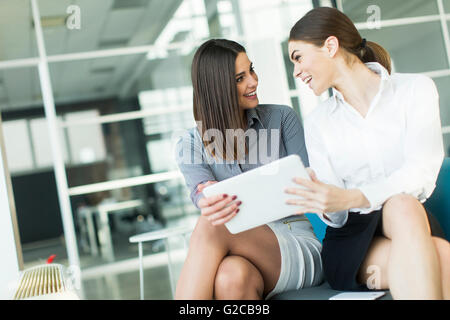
<box><xmin>321</xmin><ymin>207</ymin><xmax>445</xmax><ymax>291</ymax></box>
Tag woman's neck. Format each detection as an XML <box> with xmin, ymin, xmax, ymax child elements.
<box><xmin>332</xmin><ymin>61</ymin><xmax>381</xmax><ymax>118</ymax></box>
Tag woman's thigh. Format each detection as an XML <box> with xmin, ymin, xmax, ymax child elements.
<box><xmin>227</xmin><ymin>224</ymin><xmax>282</xmax><ymax>295</ymax></box>
<box><xmin>357</xmin><ymin>236</ymin><xmax>390</xmax><ymax>290</ymax></box>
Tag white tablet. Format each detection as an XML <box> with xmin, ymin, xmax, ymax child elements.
<box><xmin>202</xmin><ymin>154</ymin><xmax>310</xmax><ymax>234</ymax></box>
<box><xmin>329</xmin><ymin>292</ymin><xmax>386</xmax><ymax>300</ymax></box>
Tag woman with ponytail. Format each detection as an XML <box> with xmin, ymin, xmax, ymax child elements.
<box><xmin>284</xmin><ymin>7</ymin><xmax>449</xmax><ymax>299</ymax></box>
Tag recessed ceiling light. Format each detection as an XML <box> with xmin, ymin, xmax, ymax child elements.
<box><xmin>112</xmin><ymin>0</ymin><xmax>150</xmax><ymax>10</ymax></box>
<box><xmin>98</xmin><ymin>39</ymin><xmax>129</xmax><ymax>49</ymax></box>
<box><xmin>91</xmin><ymin>67</ymin><xmax>115</xmax><ymax>74</ymax></box>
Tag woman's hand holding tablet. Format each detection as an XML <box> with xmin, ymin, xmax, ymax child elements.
<box><xmin>284</xmin><ymin>168</ymin><xmax>370</xmax><ymax>216</ymax></box>
<box><xmin>197</xmin><ymin>181</ymin><xmax>242</xmax><ymax>226</ymax></box>
<box><xmin>202</xmin><ymin>155</ymin><xmax>311</xmax><ymax>234</ymax></box>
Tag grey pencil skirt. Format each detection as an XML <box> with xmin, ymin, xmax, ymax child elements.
<box><xmin>264</xmin><ymin>215</ymin><xmax>324</xmax><ymax>299</ymax></box>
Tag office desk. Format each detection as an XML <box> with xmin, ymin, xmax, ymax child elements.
<box><xmin>78</xmin><ymin>199</ymin><xmax>144</xmax><ymax>262</ymax></box>
<box><xmin>97</xmin><ymin>199</ymin><xmax>143</xmax><ymax>262</ymax></box>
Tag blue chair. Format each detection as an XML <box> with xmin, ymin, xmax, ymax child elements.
<box><xmin>306</xmin><ymin>157</ymin><xmax>450</xmax><ymax>243</ymax></box>
<box><xmin>424</xmin><ymin>158</ymin><xmax>450</xmax><ymax>240</ymax></box>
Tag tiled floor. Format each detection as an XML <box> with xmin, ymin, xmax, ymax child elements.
<box><xmin>82</xmin><ymin>265</ymin><xmax>173</xmax><ymax>300</ymax></box>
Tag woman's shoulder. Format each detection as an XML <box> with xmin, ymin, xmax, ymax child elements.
<box><xmin>176</xmin><ymin>127</ymin><xmax>197</xmax><ymax>144</ymax></box>
<box><xmin>174</xmin><ymin>127</ymin><xmax>208</xmax><ymax>165</ymax></box>
<box><xmin>256</xmin><ymin>103</ymin><xmax>293</xmax><ymax>113</ymax></box>
<box><xmin>175</xmin><ymin>127</ymin><xmax>204</xmax><ymax>153</ymax></box>
<box><xmin>390</xmin><ymin>72</ymin><xmax>437</xmax><ymax>94</ymax></box>
<box><xmin>255</xmin><ymin>104</ymin><xmax>299</xmax><ymax>121</ymax></box>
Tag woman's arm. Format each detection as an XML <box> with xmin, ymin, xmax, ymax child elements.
<box><xmin>175</xmin><ymin>129</ymin><xmax>241</xmax><ymax>225</ymax></box>
<box><xmin>357</xmin><ymin>75</ymin><xmax>444</xmax><ymax>211</ymax></box>
<box><xmin>285</xmin><ymin>76</ymin><xmax>444</xmax><ymax>226</ymax></box>
<box><xmin>285</xmin><ymin>169</ymin><xmax>369</xmax><ymax>218</ymax></box>
<box><xmin>285</xmin><ymin>115</ymin><xmax>352</xmax><ymax>228</ymax></box>
<box><xmin>175</xmin><ymin>129</ymin><xmax>216</xmax><ymax>207</ymax></box>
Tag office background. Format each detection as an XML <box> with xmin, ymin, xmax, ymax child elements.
<box><xmin>0</xmin><ymin>0</ymin><xmax>449</xmax><ymax>299</ymax></box>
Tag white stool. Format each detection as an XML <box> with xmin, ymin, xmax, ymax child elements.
<box><xmin>129</xmin><ymin>225</ymin><xmax>193</xmax><ymax>300</ymax></box>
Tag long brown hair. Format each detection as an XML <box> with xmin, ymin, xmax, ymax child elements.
<box><xmin>191</xmin><ymin>39</ymin><xmax>248</xmax><ymax>161</ymax></box>
<box><xmin>289</xmin><ymin>7</ymin><xmax>391</xmax><ymax>74</ymax></box>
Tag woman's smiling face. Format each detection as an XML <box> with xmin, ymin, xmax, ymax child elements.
<box><xmin>288</xmin><ymin>39</ymin><xmax>335</xmax><ymax>96</ymax></box>
<box><xmin>235</xmin><ymin>52</ymin><xmax>259</xmax><ymax>110</ymax></box>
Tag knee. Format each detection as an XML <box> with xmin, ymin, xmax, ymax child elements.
<box><xmin>214</xmin><ymin>257</ymin><xmax>261</xmax><ymax>299</ymax></box>
<box><xmin>384</xmin><ymin>194</ymin><xmax>422</xmax><ymax>216</ymax></box>
<box><xmin>383</xmin><ymin>194</ymin><xmax>428</xmax><ymax>234</ymax></box>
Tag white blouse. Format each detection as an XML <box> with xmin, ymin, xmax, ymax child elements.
<box><xmin>304</xmin><ymin>62</ymin><xmax>445</xmax><ymax>228</ymax></box>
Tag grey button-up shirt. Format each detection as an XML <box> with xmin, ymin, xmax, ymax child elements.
<box><xmin>175</xmin><ymin>104</ymin><xmax>309</xmax><ymax>208</ymax></box>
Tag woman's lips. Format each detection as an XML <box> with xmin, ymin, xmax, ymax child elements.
<box><xmin>244</xmin><ymin>91</ymin><xmax>257</xmax><ymax>99</ymax></box>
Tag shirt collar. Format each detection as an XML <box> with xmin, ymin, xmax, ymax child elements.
<box><xmin>329</xmin><ymin>62</ymin><xmax>392</xmax><ymax>114</ymax></box>
<box><xmin>246</xmin><ymin>106</ymin><xmax>262</xmax><ymax>128</ymax></box>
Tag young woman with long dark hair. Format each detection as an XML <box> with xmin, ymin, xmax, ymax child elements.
<box><xmin>174</xmin><ymin>39</ymin><xmax>323</xmax><ymax>299</ymax></box>
<box><xmin>285</xmin><ymin>7</ymin><xmax>449</xmax><ymax>299</ymax></box>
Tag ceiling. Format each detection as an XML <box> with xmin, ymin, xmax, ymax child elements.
<box><xmin>341</xmin><ymin>0</ymin><xmax>439</xmax><ymax>23</ymax></box>
<box><xmin>0</xmin><ymin>0</ymin><xmax>187</xmax><ymax>112</ymax></box>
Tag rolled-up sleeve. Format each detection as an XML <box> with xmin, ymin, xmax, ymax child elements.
<box><xmin>304</xmin><ymin>116</ymin><xmax>348</xmax><ymax>228</ymax></box>
<box><xmin>174</xmin><ymin>129</ymin><xmax>216</xmax><ymax>208</ymax></box>
<box><xmin>358</xmin><ymin>75</ymin><xmax>444</xmax><ymax>211</ymax></box>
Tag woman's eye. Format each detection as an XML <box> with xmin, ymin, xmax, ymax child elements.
<box><xmin>295</xmin><ymin>55</ymin><xmax>301</xmax><ymax>62</ymax></box>
<box><xmin>250</xmin><ymin>66</ymin><xmax>255</xmax><ymax>72</ymax></box>
<box><xmin>236</xmin><ymin>77</ymin><xmax>243</xmax><ymax>83</ymax></box>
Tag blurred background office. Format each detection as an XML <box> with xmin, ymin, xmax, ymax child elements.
<box><xmin>0</xmin><ymin>0</ymin><xmax>449</xmax><ymax>299</ymax></box>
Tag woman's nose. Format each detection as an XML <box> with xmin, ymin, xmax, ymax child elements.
<box><xmin>293</xmin><ymin>64</ymin><xmax>302</xmax><ymax>78</ymax></box>
<box><xmin>248</xmin><ymin>73</ymin><xmax>258</xmax><ymax>87</ymax></box>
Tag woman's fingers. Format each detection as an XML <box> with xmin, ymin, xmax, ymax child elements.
<box><xmin>305</xmin><ymin>167</ymin><xmax>319</xmax><ymax>182</ymax></box>
<box><xmin>292</xmin><ymin>176</ymin><xmax>321</xmax><ymax>191</ymax></box>
<box><xmin>208</xmin><ymin>201</ymin><xmax>242</xmax><ymax>224</ymax></box>
<box><xmin>200</xmin><ymin>195</ymin><xmax>237</xmax><ymax>216</ymax></box>
<box><xmin>284</xmin><ymin>186</ymin><xmax>317</xmax><ymax>200</ymax></box>
<box><xmin>285</xmin><ymin>198</ymin><xmax>325</xmax><ymax>211</ymax></box>
<box><xmin>211</xmin><ymin>208</ymin><xmax>240</xmax><ymax>226</ymax></box>
<box><xmin>198</xmin><ymin>193</ymin><xmax>229</xmax><ymax>209</ymax></box>
<box><xmin>286</xmin><ymin>197</ymin><xmax>324</xmax><ymax>214</ymax></box>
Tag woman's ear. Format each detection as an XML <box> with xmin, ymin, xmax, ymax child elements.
<box><xmin>323</xmin><ymin>36</ymin><xmax>339</xmax><ymax>58</ymax></box>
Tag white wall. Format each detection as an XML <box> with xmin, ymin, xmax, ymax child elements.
<box><xmin>0</xmin><ymin>117</ymin><xmax>22</xmax><ymax>299</ymax></box>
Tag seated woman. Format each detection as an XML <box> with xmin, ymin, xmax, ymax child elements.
<box><xmin>285</xmin><ymin>7</ymin><xmax>450</xmax><ymax>299</ymax></box>
<box><xmin>174</xmin><ymin>39</ymin><xmax>323</xmax><ymax>300</ymax></box>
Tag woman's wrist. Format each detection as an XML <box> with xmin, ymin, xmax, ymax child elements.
<box><xmin>345</xmin><ymin>188</ymin><xmax>370</xmax><ymax>210</ymax></box>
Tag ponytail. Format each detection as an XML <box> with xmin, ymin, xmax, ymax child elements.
<box><xmin>360</xmin><ymin>40</ymin><xmax>391</xmax><ymax>74</ymax></box>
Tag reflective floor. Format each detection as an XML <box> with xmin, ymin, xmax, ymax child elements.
<box><xmin>20</xmin><ymin>214</ymin><xmax>197</xmax><ymax>300</ymax></box>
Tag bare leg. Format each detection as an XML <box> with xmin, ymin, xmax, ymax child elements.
<box><xmin>432</xmin><ymin>237</ymin><xmax>450</xmax><ymax>299</ymax></box>
<box><xmin>214</xmin><ymin>255</ymin><xmax>264</xmax><ymax>299</ymax></box>
<box><xmin>357</xmin><ymin>236</ymin><xmax>390</xmax><ymax>290</ymax></box>
<box><xmin>359</xmin><ymin>236</ymin><xmax>450</xmax><ymax>299</ymax></box>
<box><xmin>358</xmin><ymin>194</ymin><xmax>443</xmax><ymax>299</ymax></box>
<box><xmin>175</xmin><ymin>216</ymin><xmax>281</xmax><ymax>299</ymax></box>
